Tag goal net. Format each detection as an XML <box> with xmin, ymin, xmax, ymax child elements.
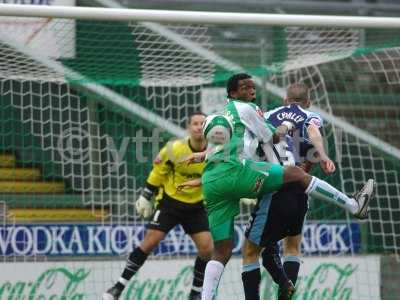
<box><xmin>0</xmin><ymin>6</ymin><xmax>399</xmax><ymax>300</ymax></box>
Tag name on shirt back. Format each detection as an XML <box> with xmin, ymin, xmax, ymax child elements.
<box><xmin>276</xmin><ymin>111</ymin><xmax>305</xmax><ymax>123</ymax></box>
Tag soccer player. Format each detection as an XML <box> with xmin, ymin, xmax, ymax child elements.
<box><xmin>179</xmin><ymin>73</ymin><xmax>374</xmax><ymax>300</ymax></box>
<box><xmin>103</xmin><ymin>112</ymin><xmax>213</xmax><ymax>300</ymax></box>
<box><xmin>242</xmin><ymin>83</ymin><xmax>335</xmax><ymax>300</ymax></box>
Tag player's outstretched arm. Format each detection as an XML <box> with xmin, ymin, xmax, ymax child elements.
<box><xmin>181</xmin><ymin>150</ymin><xmax>208</xmax><ymax>164</ymax></box>
<box><xmin>298</xmin><ymin>160</ymin><xmax>315</xmax><ymax>173</ymax></box>
<box><xmin>177</xmin><ymin>178</ymin><xmax>202</xmax><ymax>190</ymax></box>
<box><xmin>307</xmin><ymin>123</ymin><xmax>336</xmax><ymax>175</ymax></box>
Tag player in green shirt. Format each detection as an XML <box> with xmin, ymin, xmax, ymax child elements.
<box><xmin>180</xmin><ymin>73</ymin><xmax>375</xmax><ymax>300</ymax></box>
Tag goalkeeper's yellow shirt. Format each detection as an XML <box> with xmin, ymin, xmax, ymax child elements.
<box><xmin>147</xmin><ymin>138</ymin><xmax>205</xmax><ymax>204</ymax></box>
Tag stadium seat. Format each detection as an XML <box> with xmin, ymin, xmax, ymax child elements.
<box><xmin>0</xmin><ymin>153</ymin><xmax>65</xmax><ymax>194</ymax></box>
<box><xmin>8</xmin><ymin>208</ymin><xmax>107</xmax><ymax>222</ymax></box>
<box><xmin>0</xmin><ymin>153</ymin><xmax>107</xmax><ymax>222</ymax></box>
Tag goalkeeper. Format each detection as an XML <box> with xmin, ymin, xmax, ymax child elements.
<box><xmin>103</xmin><ymin>112</ymin><xmax>212</xmax><ymax>300</ymax></box>
<box><xmin>178</xmin><ymin>73</ymin><xmax>375</xmax><ymax>300</ymax></box>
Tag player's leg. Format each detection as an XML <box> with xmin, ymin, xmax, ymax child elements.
<box><xmin>120</xmin><ymin>228</ymin><xmax>166</xmax><ymax>281</ymax></box>
<box><xmin>241</xmin><ymin>193</ymin><xmax>274</xmax><ymax>300</ymax></box>
<box><xmin>103</xmin><ymin>205</ymin><xmax>178</xmax><ymax>300</ymax></box>
<box><xmin>201</xmin><ymin>201</ymin><xmax>237</xmax><ymax>300</ymax></box>
<box><xmin>283</xmin><ymin>165</ymin><xmax>375</xmax><ymax>219</ymax></box>
<box><xmin>242</xmin><ymin>238</ymin><xmax>263</xmax><ymax>300</ymax></box>
<box><xmin>201</xmin><ymin>176</ymin><xmax>240</xmax><ymax>300</ymax></box>
<box><xmin>103</xmin><ymin>228</ymin><xmax>167</xmax><ymax>300</ymax></box>
<box><xmin>201</xmin><ymin>228</ymin><xmax>235</xmax><ymax>300</ymax></box>
<box><xmin>232</xmin><ymin>161</ymin><xmax>286</xmax><ymax>299</ymax></box>
<box><xmin>242</xmin><ymin>190</ymin><xmax>292</xmax><ymax>300</ymax></box>
<box><xmin>261</xmin><ymin>243</ymin><xmax>295</xmax><ymax>300</ymax></box>
<box><xmin>282</xmin><ymin>235</ymin><xmax>302</xmax><ymax>286</ymax></box>
<box><xmin>237</xmin><ymin>158</ymin><xmax>299</xmax><ymax>294</ymax></box>
<box><xmin>189</xmin><ymin>232</ymin><xmax>213</xmax><ymax>300</ymax></box>
<box><xmin>281</xmin><ymin>187</ymin><xmax>307</xmax><ymax>288</ymax></box>
<box><xmin>183</xmin><ymin>205</ymin><xmax>213</xmax><ymax>300</ymax></box>
<box><xmin>246</xmin><ymin>187</ymin><xmax>295</xmax><ymax>299</ymax></box>
<box><xmin>243</xmin><ymin>159</ymin><xmax>375</xmax><ymax>219</ymax></box>
<box><xmin>228</xmin><ymin>162</ymin><xmax>282</xmax><ymax>299</ymax></box>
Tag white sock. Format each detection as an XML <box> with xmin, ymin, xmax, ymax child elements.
<box><xmin>118</xmin><ymin>277</ymin><xmax>128</xmax><ymax>286</ymax></box>
<box><xmin>305</xmin><ymin>176</ymin><xmax>358</xmax><ymax>214</ymax></box>
<box><xmin>201</xmin><ymin>260</ymin><xmax>225</xmax><ymax>300</ymax></box>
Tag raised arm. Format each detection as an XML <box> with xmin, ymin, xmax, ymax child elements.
<box><xmin>307</xmin><ymin>123</ymin><xmax>335</xmax><ymax>174</ymax></box>
<box><xmin>177</xmin><ymin>178</ymin><xmax>202</xmax><ymax>190</ymax></box>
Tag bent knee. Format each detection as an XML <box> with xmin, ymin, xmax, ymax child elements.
<box><xmin>197</xmin><ymin>243</ymin><xmax>214</xmax><ymax>260</ymax></box>
<box><xmin>285</xmin><ymin>166</ymin><xmax>304</xmax><ymax>179</ymax></box>
<box><xmin>284</xmin><ymin>247</ymin><xmax>300</xmax><ymax>257</ymax></box>
<box><xmin>283</xmin><ymin>237</ymin><xmax>302</xmax><ymax>256</ymax></box>
<box><xmin>212</xmin><ymin>240</ymin><xmax>234</xmax><ymax>265</ymax></box>
<box><xmin>242</xmin><ymin>240</ymin><xmax>262</xmax><ymax>263</ymax></box>
<box><xmin>140</xmin><ymin>230</ymin><xmax>166</xmax><ymax>253</ymax></box>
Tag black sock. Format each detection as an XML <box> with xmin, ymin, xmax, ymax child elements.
<box><xmin>114</xmin><ymin>281</ymin><xmax>125</xmax><ymax>291</ymax></box>
<box><xmin>190</xmin><ymin>256</ymin><xmax>208</xmax><ymax>294</ymax></box>
<box><xmin>116</xmin><ymin>247</ymin><xmax>148</xmax><ymax>291</ymax></box>
<box><xmin>242</xmin><ymin>268</ymin><xmax>261</xmax><ymax>300</ymax></box>
<box><xmin>261</xmin><ymin>244</ymin><xmax>288</xmax><ymax>286</ymax></box>
<box><xmin>283</xmin><ymin>258</ymin><xmax>300</xmax><ymax>286</ymax></box>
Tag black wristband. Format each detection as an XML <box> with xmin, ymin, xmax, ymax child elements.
<box><xmin>142</xmin><ymin>182</ymin><xmax>158</xmax><ymax>199</ymax></box>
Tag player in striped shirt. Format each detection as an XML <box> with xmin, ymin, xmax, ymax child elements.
<box><xmin>179</xmin><ymin>74</ymin><xmax>375</xmax><ymax>300</ymax></box>
<box><xmin>242</xmin><ymin>83</ymin><xmax>336</xmax><ymax>300</ymax></box>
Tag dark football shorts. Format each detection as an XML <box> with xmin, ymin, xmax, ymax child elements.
<box><xmin>245</xmin><ymin>182</ymin><xmax>308</xmax><ymax>247</ymax></box>
<box><xmin>146</xmin><ymin>194</ymin><xmax>209</xmax><ymax>234</ymax></box>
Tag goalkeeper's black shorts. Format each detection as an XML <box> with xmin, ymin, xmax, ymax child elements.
<box><xmin>245</xmin><ymin>182</ymin><xmax>308</xmax><ymax>247</ymax></box>
<box><xmin>146</xmin><ymin>194</ymin><xmax>209</xmax><ymax>234</ymax></box>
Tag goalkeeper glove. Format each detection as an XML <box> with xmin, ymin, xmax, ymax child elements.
<box><xmin>135</xmin><ymin>187</ymin><xmax>154</xmax><ymax>218</ymax></box>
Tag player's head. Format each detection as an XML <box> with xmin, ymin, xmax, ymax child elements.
<box><xmin>227</xmin><ymin>73</ymin><xmax>256</xmax><ymax>102</ymax></box>
<box><xmin>187</xmin><ymin>111</ymin><xmax>207</xmax><ymax>141</ymax></box>
<box><xmin>285</xmin><ymin>83</ymin><xmax>311</xmax><ymax>108</ymax></box>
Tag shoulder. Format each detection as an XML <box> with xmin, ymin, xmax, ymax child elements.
<box><xmin>229</xmin><ymin>100</ymin><xmax>254</xmax><ymax>110</ymax></box>
<box><xmin>157</xmin><ymin>138</ymin><xmax>194</xmax><ymax>164</ymax></box>
<box><xmin>289</xmin><ymin>104</ymin><xmax>307</xmax><ymax>115</ymax></box>
<box><xmin>159</xmin><ymin>138</ymin><xmax>188</xmax><ymax>158</ymax></box>
<box><xmin>300</xmin><ymin>108</ymin><xmax>323</xmax><ymax>127</ymax></box>
<box><xmin>226</xmin><ymin>101</ymin><xmax>261</xmax><ymax>122</ymax></box>
<box><xmin>170</xmin><ymin>138</ymin><xmax>189</xmax><ymax>152</ymax></box>
<box><xmin>236</xmin><ymin>102</ymin><xmax>263</xmax><ymax>117</ymax></box>
<box><xmin>264</xmin><ymin>105</ymin><xmax>285</xmax><ymax>119</ymax></box>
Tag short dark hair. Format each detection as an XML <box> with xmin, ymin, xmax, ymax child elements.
<box><xmin>188</xmin><ymin>111</ymin><xmax>206</xmax><ymax>124</ymax></box>
<box><xmin>286</xmin><ymin>83</ymin><xmax>310</xmax><ymax>103</ymax></box>
<box><xmin>226</xmin><ymin>73</ymin><xmax>252</xmax><ymax>97</ymax></box>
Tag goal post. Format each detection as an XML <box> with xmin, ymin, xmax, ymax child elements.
<box><xmin>0</xmin><ymin>4</ymin><xmax>399</xmax><ymax>299</ymax></box>
<box><xmin>1</xmin><ymin>3</ymin><xmax>400</xmax><ymax>27</ymax></box>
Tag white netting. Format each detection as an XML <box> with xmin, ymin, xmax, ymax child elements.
<box><xmin>339</xmin><ymin>133</ymin><xmax>400</xmax><ymax>257</ymax></box>
<box><xmin>0</xmin><ymin>16</ymin><xmax>75</xmax><ymax>59</ymax></box>
<box><xmin>283</xmin><ymin>27</ymin><xmax>360</xmax><ymax>71</ymax></box>
<box><xmin>0</xmin><ymin>39</ymin><xmax>65</xmax><ymax>82</ymax></box>
<box><xmin>129</xmin><ymin>23</ymin><xmax>215</xmax><ymax>126</ymax></box>
<box><xmin>353</xmin><ymin>47</ymin><xmax>400</xmax><ymax>85</ymax></box>
<box><xmin>131</xmin><ymin>23</ymin><xmax>215</xmax><ymax>87</ymax></box>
